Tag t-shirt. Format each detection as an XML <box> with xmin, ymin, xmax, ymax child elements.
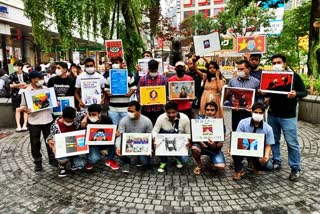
<box><xmin>75</xmin><ymin>72</ymin><xmax>105</xmax><ymax>89</ymax></box>
<box><xmin>167</xmin><ymin>75</ymin><xmax>193</xmax><ymax>111</ymax></box>
<box><xmin>47</xmin><ymin>76</ymin><xmax>75</xmax><ymax>97</ymax></box>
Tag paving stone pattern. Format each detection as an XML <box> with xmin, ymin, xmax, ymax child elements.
<box><xmin>1</xmin><ymin>111</ymin><xmax>320</xmax><ymax>213</ymax></box>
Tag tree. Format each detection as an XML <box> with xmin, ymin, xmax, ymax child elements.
<box><xmin>308</xmin><ymin>0</ymin><xmax>320</xmax><ymax>77</ymax></box>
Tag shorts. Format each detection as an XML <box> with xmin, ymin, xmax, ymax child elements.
<box><xmin>11</xmin><ymin>95</ymin><xmax>22</xmax><ymax>109</ymax></box>
<box><xmin>193</xmin><ymin>143</ymin><xmax>226</xmax><ymax>165</ymax></box>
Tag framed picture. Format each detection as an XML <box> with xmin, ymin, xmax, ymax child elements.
<box><xmin>168</xmin><ymin>81</ymin><xmax>195</xmax><ymax>100</ymax></box>
<box><xmin>155</xmin><ymin>134</ymin><xmax>189</xmax><ymax>156</ymax></box>
<box><xmin>85</xmin><ymin>124</ymin><xmax>117</xmax><ymax>145</ymax></box>
<box><xmin>138</xmin><ymin>58</ymin><xmax>163</xmax><ymax>76</ymax></box>
<box><xmin>260</xmin><ymin>71</ymin><xmax>294</xmax><ymax>94</ymax></box>
<box><xmin>52</xmin><ymin>96</ymin><xmax>75</xmax><ymax>116</ymax></box>
<box><xmin>110</xmin><ymin>69</ymin><xmax>129</xmax><ymax>95</ymax></box>
<box><xmin>230</xmin><ymin>132</ymin><xmax>265</xmax><ymax>157</ymax></box>
<box><xmin>191</xmin><ymin>118</ymin><xmax>224</xmax><ymax>142</ymax></box>
<box><xmin>121</xmin><ymin>133</ymin><xmax>152</xmax><ymax>156</ymax></box>
<box><xmin>80</xmin><ymin>78</ymin><xmax>102</xmax><ymax>105</ymax></box>
<box><xmin>24</xmin><ymin>87</ymin><xmax>58</xmax><ymax>112</ymax></box>
<box><xmin>193</xmin><ymin>32</ymin><xmax>221</xmax><ymax>56</ymax></box>
<box><xmin>54</xmin><ymin>130</ymin><xmax>89</xmax><ymax>158</ymax></box>
<box><xmin>105</xmin><ymin>39</ymin><xmax>124</xmax><ymax>61</ymax></box>
<box><xmin>237</xmin><ymin>35</ymin><xmax>266</xmax><ymax>53</ymax></box>
<box><xmin>140</xmin><ymin>86</ymin><xmax>166</xmax><ymax>106</ymax></box>
<box><xmin>221</xmin><ymin>86</ymin><xmax>255</xmax><ymax>110</ymax></box>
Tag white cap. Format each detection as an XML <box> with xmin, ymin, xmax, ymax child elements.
<box><xmin>175</xmin><ymin>61</ymin><xmax>186</xmax><ymax>67</ymax></box>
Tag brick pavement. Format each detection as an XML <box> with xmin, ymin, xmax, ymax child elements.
<box><xmin>0</xmin><ymin>110</ymin><xmax>320</xmax><ymax>213</ymax></box>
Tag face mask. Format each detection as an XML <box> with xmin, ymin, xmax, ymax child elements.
<box><xmin>272</xmin><ymin>64</ymin><xmax>284</xmax><ymax>71</ymax></box>
<box><xmin>112</xmin><ymin>64</ymin><xmax>120</xmax><ymax>69</ymax></box>
<box><xmin>252</xmin><ymin>113</ymin><xmax>264</xmax><ymax>122</ymax></box>
<box><xmin>176</xmin><ymin>69</ymin><xmax>184</xmax><ymax>77</ymax></box>
<box><xmin>86</xmin><ymin>67</ymin><xmax>95</xmax><ymax>74</ymax></box>
<box><xmin>64</xmin><ymin>121</ymin><xmax>74</xmax><ymax>126</ymax></box>
<box><xmin>23</xmin><ymin>67</ymin><xmax>29</xmax><ymax>73</ymax></box>
<box><xmin>55</xmin><ymin>69</ymin><xmax>62</xmax><ymax>76</ymax></box>
<box><xmin>36</xmin><ymin>80</ymin><xmax>44</xmax><ymax>86</ymax></box>
<box><xmin>14</xmin><ymin>66</ymin><xmax>19</xmax><ymax>72</ymax></box>
<box><xmin>88</xmin><ymin>116</ymin><xmax>99</xmax><ymax>123</ymax></box>
<box><xmin>149</xmin><ymin>72</ymin><xmax>158</xmax><ymax>78</ymax></box>
<box><xmin>237</xmin><ymin>71</ymin><xmax>246</xmax><ymax>78</ymax></box>
<box><xmin>128</xmin><ymin>112</ymin><xmax>135</xmax><ymax>119</ymax></box>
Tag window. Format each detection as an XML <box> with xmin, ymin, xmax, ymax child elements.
<box><xmin>198</xmin><ymin>9</ymin><xmax>210</xmax><ymax>17</ymax></box>
<box><xmin>183</xmin><ymin>0</ymin><xmax>194</xmax><ymax>7</ymax></box>
<box><xmin>213</xmin><ymin>8</ymin><xmax>224</xmax><ymax>18</ymax></box>
<box><xmin>198</xmin><ymin>0</ymin><xmax>210</xmax><ymax>6</ymax></box>
<box><xmin>184</xmin><ymin>11</ymin><xmax>194</xmax><ymax>19</ymax></box>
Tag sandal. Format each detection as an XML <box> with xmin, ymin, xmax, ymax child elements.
<box><xmin>193</xmin><ymin>166</ymin><xmax>201</xmax><ymax>175</ymax></box>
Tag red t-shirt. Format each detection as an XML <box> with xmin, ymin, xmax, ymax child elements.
<box><xmin>57</xmin><ymin>119</ymin><xmax>76</xmax><ymax>133</ymax></box>
<box><xmin>168</xmin><ymin>75</ymin><xmax>193</xmax><ymax>111</ymax></box>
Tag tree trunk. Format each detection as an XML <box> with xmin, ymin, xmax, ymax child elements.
<box><xmin>307</xmin><ymin>0</ymin><xmax>320</xmax><ymax>77</ymax></box>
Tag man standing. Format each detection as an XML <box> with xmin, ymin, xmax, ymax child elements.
<box><xmin>115</xmin><ymin>101</ymin><xmax>153</xmax><ymax>173</ymax></box>
<box><xmin>248</xmin><ymin>54</ymin><xmax>263</xmax><ymax>81</ymax></box>
<box><xmin>228</xmin><ymin>60</ymin><xmax>260</xmax><ymax>131</ymax></box>
<box><xmin>153</xmin><ymin>102</ymin><xmax>190</xmax><ymax>173</ymax></box>
<box><xmin>267</xmin><ymin>54</ymin><xmax>307</xmax><ymax>181</ymax></box>
<box><xmin>137</xmin><ymin>59</ymin><xmax>166</xmax><ymax>125</ymax></box>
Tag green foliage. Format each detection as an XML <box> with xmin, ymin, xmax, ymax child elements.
<box><xmin>300</xmin><ymin>74</ymin><xmax>320</xmax><ymax>94</ymax></box>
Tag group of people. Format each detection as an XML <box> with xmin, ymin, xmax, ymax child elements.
<box><xmin>0</xmin><ymin>51</ymin><xmax>307</xmax><ymax>182</ymax></box>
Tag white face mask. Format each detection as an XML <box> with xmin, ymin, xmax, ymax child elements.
<box><xmin>86</xmin><ymin>67</ymin><xmax>95</xmax><ymax>74</ymax></box>
<box><xmin>237</xmin><ymin>71</ymin><xmax>246</xmax><ymax>78</ymax></box>
<box><xmin>88</xmin><ymin>116</ymin><xmax>99</xmax><ymax>123</ymax></box>
<box><xmin>64</xmin><ymin>121</ymin><xmax>74</xmax><ymax>126</ymax></box>
<box><xmin>149</xmin><ymin>72</ymin><xmax>158</xmax><ymax>78</ymax></box>
<box><xmin>272</xmin><ymin>64</ymin><xmax>284</xmax><ymax>71</ymax></box>
<box><xmin>36</xmin><ymin>80</ymin><xmax>44</xmax><ymax>86</ymax></box>
<box><xmin>112</xmin><ymin>64</ymin><xmax>120</xmax><ymax>69</ymax></box>
<box><xmin>22</xmin><ymin>67</ymin><xmax>29</xmax><ymax>73</ymax></box>
<box><xmin>55</xmin><ymin>69</ymin><xmax>62</xmax><ymax>76</ymax></box>
<box><xmin>128</xmin><ymin>112</ymin><xmax>135</xmax><ymax>119</ymax></box>
<box><xmin>252</xmin><ymin>113</ymin><xmax>264</xmax><ymax>122</ymax></box>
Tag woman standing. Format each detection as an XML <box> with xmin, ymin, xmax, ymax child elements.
<box><xmin>199</xmin><ymin>61</ymin><xmax>225</xmax><ymax>118</ymax></box>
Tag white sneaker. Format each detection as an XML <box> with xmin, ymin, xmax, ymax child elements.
<box><xmin>16</xmin><ymin>127</ymin><xmax>22</xmax><ymax>132</ymax></box>
<box><xmin>176</xmin><ymin>160</ymin><xmax>183</xmax><ymax>169</ymax></box>
<box><xmin>21</xmin><ymin>126</ymin><xmax>28</xmax><ymax>131</ymax></box>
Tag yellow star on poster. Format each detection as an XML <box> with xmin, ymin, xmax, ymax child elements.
<box><xmin>257</xmin><ymin>46</ymin><xmax>262</xmax><ymax>50</ymax></box>
<box><xmin>256</xmin><ymin>39</ymin><xmax>262</xmax><ymax>45</ymax></box>
<box><xmin>238</xmin><ymin>39</ymin><xmax>247</xmax><ymax>51</ymax></box>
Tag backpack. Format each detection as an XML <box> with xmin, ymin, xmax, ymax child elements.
<box><xmin>0</xmin><ymin>75</ymin><xmax>10</xmax><ymax>98</ymax></box>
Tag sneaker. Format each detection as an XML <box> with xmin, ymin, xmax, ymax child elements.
<box><xmin>21</xmin><ymin>126</ymin><xmax>28</xmax><ymax>131</ymax></box>
<box><xmin>232</xmin><ymin>169</ymin><xmax>245</xmax><ymax>180</ymax></box>
<box><xmin>70</xmin><ymin>164</ymin><xmax>79</xmax><ymax>171</ymax></box>
<box><xmin>176</xmin><ymin>160</ymin><xmax>183</xmax><ymax>169</ymax></box>
<box><xmin>34</xmin><ymin>163</ymin><xmax>43</xmax><ymax>172</ymax></box>
<box><xmin>58</xmin><ymin>166</ymin><xmax>67</xmax><ymax>177</ymax></box>
<box><xmin>122</xmin><ymin>164</ymin><xmax>130</xmax><ymax>173</ymax></box>
<box><xmin>136</xmin><ymin>159</ymin><xmax>143</xmax><ymax>167</ymax></box>
<box><xmin>105</xmin><ymin>160</ymin><xmax>119</xmax><ymax>170</ymax></box>
<box><xmin>289</xmin><ymin>169</ymin><xmax>301</xmax><ymax>181</ymax></box>
<box><xmin>16</xmin><ymin>127</ymin><xmax>22</xmax><ymax>132</ymax></box>
<box><xmin>157</xmin><ymin>162</ymin><xmax>167</xmax><ymax>173</ymax></box>
<box><xmin>85</xmin><ymin>163</ymin><xmax>93</xmax><ymax>170</ymax></box>
<box><xmin>273</xmin><ymin>160</ymin><xmax>282</xmax><ymax>170</ymax></box>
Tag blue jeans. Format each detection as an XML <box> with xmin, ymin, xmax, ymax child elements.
<box><xmin>108</xmin><ymin>111</ymin><xmax>127</xmax><ymax>125</ymax></box>
<box><xmin>87</xmin><ymin>145</ymin><xmax>116</xmax><ymax>164</ymax></box>
<box><xmin>160</xmin><ymin>156</ymin><xmax>189</xmax><ymax>165</ymax></box>
<box><xmin>268</xmin><ymin>115</ymin><xmax>301</xmax><ymax>171</ymax></box>
<box><xmin>57</xmin><ymin>156</ymin><xmax>86</xmax><ymax>169</ymax></box>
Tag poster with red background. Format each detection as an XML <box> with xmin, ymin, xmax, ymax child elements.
<box><xmin>260</xmin><ymin>71</ymin><xmax>293</xmax><ymax>94</ymax></box>
<box><xmin>105</xmin><ymin>40</ymin><xmax>124</xmax><ymax>61</ymax></box>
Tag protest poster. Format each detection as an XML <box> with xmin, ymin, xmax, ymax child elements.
<box><xmin>168</xmin><ymin>81</ymin><xmax>195</xmax><ymax>100</ymax></box>
<box><xmin>237</xmin><ymin>35</ymin><xmax>266</xmax><ymax>53</ymax></box>
<box><xmin>137</xmin><ymin>58</ymin><xmax>163</xmax><ymax>76</ymax></box>
<box><xmin>230</xmin><ymin>132</ymin><xmax>265</xmax><ymax>157</ymax></box>
<box><xmin>221</xmin><ymin>86</ymin><xmax>255</xmax><ymax>110</ymax></box>
<box><xmin>52</xmin><ymin>96</ymin><xmax>75</xmax><ymax>116</ymax></box>
<box><xmin>121</xmin><ymin>133</ymin><xmax>152</xmax><ymax>156</ymax></box>
<box><xmin>191</xmin><ymin>118</ymin><xmax>224</xmax><ymax>142</ymax></box>
<box><xmin>155</xmin><ymin>134</ymin><xmax>189</xmax><ymax>156</ymax></box>
<box><xmin>105</xmin><ymin>40</ymin><xmax>124</xmax><ymax>61</ymax></box>
<box><xmin>110</xmin><ymin>69</ymin><xmax>129</xmax><ymax>95</ymax></box>
<box><xmin>193</xmin><ymin>32</ymin><xmax>221</xmax><ymax>56</ymax></box>
<box><xmin>80</xmin><ymin>78</ymin><xmax>101</xmax><ymax>105</ymax></box>
<box><xmin>54</xmin><ymin>130</ymin><xmax>89</xmax><ymax>158</ymax></box>
<box><xmin>24</xmin><ymin>87</ymin><xmax>58</xmax><ymax>112</ymax></box>
<box><xmin>85</xmin><ymin>124</ymin><xmax>117</xmax><ymax>146</ymax></box>
<box><xmin>260</xmin><ymin>71</ymin><xmax>293</xmax><ymax>94</ymax></box>
<box><xmin>140</xmin><ymin>86</ymin><xmax>166</xmax><ymax>106</ymax></box>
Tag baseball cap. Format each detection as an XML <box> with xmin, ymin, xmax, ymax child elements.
<box><xmin>175</xmin><ymin>61</ymin><xmax>186</xmax><ymax>67</ymax></box>
<box><xmin>29</xmin><ymin>71</ymin><xmax>44</xmax><ymax>79</ymax></box>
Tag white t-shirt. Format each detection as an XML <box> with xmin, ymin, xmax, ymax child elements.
<box><xmin>75</xmin><ymin>72</ymin><xmax>105</xmax><ymax>89</ymax></box>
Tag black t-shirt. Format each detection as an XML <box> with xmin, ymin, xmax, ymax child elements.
<box><xmin>47</xmin><ymin>76</ymin><xmax>75</xmax><ymax>97</ymax></box>
<box><xmin>87</xmin><ymin>115</ymin><xmax>113</xmax><ymax>125</ymax></box>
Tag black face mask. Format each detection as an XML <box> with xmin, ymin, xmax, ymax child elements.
<box><xmin>176</xmin><ymin>69</ymin><xmax>184</xmax><ymax>77</ymax></box>
<box><xmin>207</xmin><ymin>72</ymin><xmax>216</xmax><ymax>79</ymax></box>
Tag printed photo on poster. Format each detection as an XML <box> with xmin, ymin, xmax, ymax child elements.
<box><xmin>221</xmin><ymin>86</ymin><xmax>255</xmax><ymax>110</ymax></box>
<box><xmin>140</xmin><ymin>86</ymin><xmax>166</xmax><ymax>106</ymax></box>
<box><xmin>85</xmin><ymin>124</ymin><xmax>117</xmax><ymax>145</ymax></box>
<box><xmin>237</xmin><ymin>35</ymin><xmax>266</xmax><ymax>53</ymax></box>
<box><xmin>230</xmin><ymin>132</ymin><xmax>265</xmax><ymax>157</ymax></box>
<box><xmin>80</xmin><ymin>78</ymin><xmax>101</xmax><ymax>105</ymax></box>
<box><xmin>24</xmin><ymin>87</ymin><xmax>58</xmax><ymax>112</ymax></box>
<box><xmin>105</xmin><ymin>39</ymin><xmax>124</xmax><ymax>60</ymax></box>
<box><xmin>168</xmin><ymin>81</ymin><xmax>195</xmax><ymax>100</ymax></box>
<box><xmin>54</xmin><ymin>130</ymin><xmax>89</xmax><ymax>158</ymax></box>
<box><xmin>155</xmin><ymin>134</ymin><xmax>189</xmax><ymax>156</ymax></box>
<box><xmin>260</xmin><ymin>71</ymin><xmax>293</xmax><ymax>94</ymax></box>
<box><xmin>191</xmin><ymin>119</ymin><xmax>224</xmax><ymax>142</ymax></box>
<box><xmin>110</xmin><ymin>69</ymin><xmax>129</xmax><ymax>95</ymax></box>
<box><xmin>121</xmin><ymin>133</ymin><xmax>152</xmax><ymax>156</ymax></box>
<box><xmin>193</xmin><ymin>32</ymin><xmax>221</xmax><ymax>56</ymax></box>
<box><xmin>52</xmin><ymin>96</ymin><xmax>75</xmax><ymax>116</ymax></box>
<box><xmin>137</xmin><ymin>58</ymin><xmax>163</xmax><ymax>76</ymax></box>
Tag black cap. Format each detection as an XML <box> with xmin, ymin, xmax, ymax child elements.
<box><xmin>148</xmin><ymin>59</ymin><xmax>158</xmax><ymax>70</ymax></box>
<box><xmin>29</xmin><ymin>70</ymin><xmax>44</xmax><ymax>79</ymax></box>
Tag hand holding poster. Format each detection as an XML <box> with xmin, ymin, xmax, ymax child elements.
<box><xmin>230</xmin><ymin>132</ymin><xmax>265</xmax><ymax>157</ymax></box>
<box><xmin>260</xmin><ymin>71</ymin><xmax>293</xmax><ymax>94</ymax></box>
<box><xmin>221</xmin><ymin>86</ymin><xmax>255</xmax><ymax>110</ymax></box>
<box><xmin>168</xmin><ymin>81</ymin><xmax>195</xmax><ymax>100</ymax></box>
<box><xmin>193</xmin><ymin>32</ymin><xmax>221</xmax><ymax>56</ymax></box>
<box><xmin>140</xmin><ymin>86</ymin><xmax>166</xmax><ymax>106</ymax></box>
<box><xmin>191</xmin><ymin>119</ymin><xmax>224</xmax><ymax>142</ymax></box>
<box><xmin>105</xmin><ymin>40</ymin><xmax>124</xmax><ymax>61</ymax></box>
<box><xmin>110</xmin><ymin>69</ymin><xmax>129</xmax><ymax>95</ymax></box>
<box><xmin>24</xmin><ymin>87</ymin><xmax>58</xmax><ymax>112</ymax></box>
<box><xmin>121</xmin><ymin>133</ymin><xmax>152</xmax><ymax>156</ymax></box>
<box><xmin>85</xmin><ymin>124</ymin><xmax>117</xmax><ymax>145</ymax></box>
<box><xmin>80</xmin><ymin>78</ymin><xmax>101</xmax><ymax>105</ymax></box>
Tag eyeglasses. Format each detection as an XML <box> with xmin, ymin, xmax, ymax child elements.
<box><xmin>205</xmin><ymin>109</ymin><xmax>216</xmax><ymax>112</ymax></box>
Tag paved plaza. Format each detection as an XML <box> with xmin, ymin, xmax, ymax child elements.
<box><xmin>1</xmin><ymin>111</ymin><xmax>320</xmax><ymax>213</ymax></box>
